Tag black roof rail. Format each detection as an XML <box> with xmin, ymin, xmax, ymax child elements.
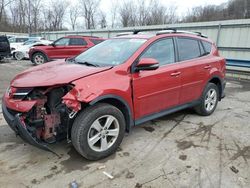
<box><xmin>156</xmin><ymin>29</ymin><xmax>208</xmax><ymax>38</ymax></box>
<box><xmin>67</xmin><ymin>35</ymin><xmax>99</xmax><ymax>38</ymax></box>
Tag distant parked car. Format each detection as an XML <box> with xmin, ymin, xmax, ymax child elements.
<box><xmin>0</xmin><ymin>35</ymin><xmax>11</xmax><ymax>60</ymax></box>
<box><xmin>9</xmin><ymin>36</ymin><xmax>45</xmax><ymax>51</ymax></box>
<box><xmin>29</xmin><ymin>35</ymin><xmax>105</xmax><ymax>65</ymax></box>
<box><xmin>12</xmin><ymin>40</ymin><xmax>52</xmax><ymax>61</ymax></box>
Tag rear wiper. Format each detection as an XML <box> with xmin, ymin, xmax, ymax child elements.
<box><xmin>77</xmin><ymin>61</ymin><xmax>99</xmax><ymax>67</ymax></box>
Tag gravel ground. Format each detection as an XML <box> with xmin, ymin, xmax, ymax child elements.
<box><xmin>0</xmin><ymin>60</ymin><xmax>250</xmax><ymax>188</ymax></box>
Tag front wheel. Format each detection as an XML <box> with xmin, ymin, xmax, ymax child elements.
<box><xmin>32</xmin><ymin>52</ymin><xmax>47</xmax><ymax>65</ymax></box>
<box><xmin>14</xmin><ymin>51</ymin><xmax>25</xmax><ymax>61</ymax></box>
<box><xmin>194</xmin><ymin>83</ymin><xmax>219</xmax><ymax>116</ymax></box>
<box><xmin>71</xmin><ymin>103</ymin><xmax>126</xmax><ymax>160</ymax></box>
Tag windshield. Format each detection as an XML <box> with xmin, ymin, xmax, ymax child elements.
<box><xmin>74</xmin><ymin>38</ymin><xmax>147</xmax><ymax>66</ymax></box>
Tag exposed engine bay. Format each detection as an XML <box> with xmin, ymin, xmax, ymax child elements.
<box><xmin>11</xmin><ymin>85</ymin><xmax>77</xmax><ymax>144</ymax></box>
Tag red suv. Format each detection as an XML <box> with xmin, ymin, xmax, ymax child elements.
<box><xmin>2</xmin><ymin>29</ymin><xmax>226</xmax><ymax>160</ymax></box>
<box><xmin>29</xmin><ymin>35</ymin><xmax>105</xmax><ymax>65</ymax></box>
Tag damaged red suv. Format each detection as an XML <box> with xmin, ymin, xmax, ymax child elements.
<box><xmin>2</xmin><ymin>29</ymin><xmax>226</xmax><ymax>160</ymax></box>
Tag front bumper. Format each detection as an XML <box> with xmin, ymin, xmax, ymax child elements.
<box><xmin>2</xmin><ymin>100</ymin><xmax>53</xmax><ymax>152</ymax></box>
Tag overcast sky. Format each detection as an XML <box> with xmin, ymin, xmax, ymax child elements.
<box><xmin>68</xmin><ymin>0</ymin><xmax>230</xmax><ymax>29</ymax></box>
<box><xmin>98</xmin><ymin>0</ymin><xmax>229</xmax><ymax>17</ymax></box>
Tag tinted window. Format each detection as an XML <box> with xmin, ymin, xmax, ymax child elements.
<box><xmin>0</xmin><ymin>36</ymin><xmax>8</xmax><ymax>42</ymax></box>
<box><xmin>177</xmin><ymin>38</ymin><xmax>200</xmax><ymax>61</ymax></box>
<box><xmin>70</xmin><ymin>38</ymin><xmax>87</xmax><ymax>46</ymax></box>
<box><xmin>54</xmin><ymin>38</ymin><xmax>70</xmax><ymax>46</ymax></box>
<box><xmin>16</xmin><ymin>38</ymin><xmax>28</xmax><ymax>42</ymax></box>
<box><xmin>140</xmin><ymin>38</ymin><xmax>175</xmax><ymax>66</ymax></box>
<box><xmin>202</xmin><ymin>41</ymin><xmax>212</xmax><ymax>53</ymax></box>
<box><xmin>90</xmin><ymin>39</ymin><xmax>104</xmax><ymax>45</ymax></box>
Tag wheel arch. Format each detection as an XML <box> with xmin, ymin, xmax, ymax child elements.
<box><xmin>207</xmin><ymin>75</ymin><xmax>223</xmax><ymax>100</ymax></box>
<box><xmin>31</xmin><ymin>50</ymin><xmax>49</xmax><ymax>63</ymax></box>
<box><xmin>89</xmin><ymin>95</ymin><xmax>134</xmax><ymax>132</ymax></box>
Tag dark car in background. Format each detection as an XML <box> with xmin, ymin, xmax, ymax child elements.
<box><xmin>29</xmin><ymin>35</ymin><xmax>105</xmax><ymax>65</ymax></box>
<box><xmin>0</xmin><ymin>35</ymin><xmax>11</xmax><ymax>60</ymax></box>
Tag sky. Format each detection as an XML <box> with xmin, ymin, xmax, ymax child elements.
<box><xmin>98</xmin><ymin>0</ymin><xmax>229</xmax><ymax>17</ymax></box>
<box><xmin>68</xmin><ymin>0</ymin><xmax>230</xmax><ymax>29</ymax></box>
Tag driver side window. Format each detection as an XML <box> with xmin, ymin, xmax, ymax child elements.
<box><xmin>54</xmin><ymin>38</ymin><xmax>70</xmax><ymax>46</ymax></box>
<box><xmin>140</xmin><ymin>38</ymin><xmax>175</xmax><ymax>66</ymax></box>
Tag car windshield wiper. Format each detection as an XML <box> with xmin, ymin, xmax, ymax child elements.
<box><xmin>76</xmin><ymin>61</ymin><xmax>99</xmax><ymax>67</ymax></box>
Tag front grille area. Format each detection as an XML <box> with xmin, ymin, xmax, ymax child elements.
<box><xmin>12</xmin><ymin>88</ymin><xmax>33</xmax><ymax>100</ymax></box>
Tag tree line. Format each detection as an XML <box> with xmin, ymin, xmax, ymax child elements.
<box><xmin>0</xmin><ymin>0</ymin><xmax>249</xmax><ymax>34</ymax></box>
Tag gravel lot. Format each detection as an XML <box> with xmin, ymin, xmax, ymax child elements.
<box><xmin>0</xmin><ymin>60</ymin><xmax>250</xmax><ymax>188</ymax></box>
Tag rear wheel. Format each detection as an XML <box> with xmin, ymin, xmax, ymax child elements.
<box><xmin>71</xmin><ymin>103</ymin><xmax>126</xmax><ymax>160</ymax></box>
<box><xmin>32</xmin><ymin>52</ymin><xmax>47</xmax><ymax>65</ymax></box>
<box><xmin>195</xmin><ymin>83</ymin><xmax>219</xmax><ymax>116</ymax></box>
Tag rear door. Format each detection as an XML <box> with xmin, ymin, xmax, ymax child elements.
<box><xmin>176</xmin><ymin>37</ymin><xmax>210</xmax><ymax>104</ymax></box>
<box><xmin>67</xmin><ymin>38</ymin><xmax>89</xmax><ymax>57</ymax></box>
<box><xmin>132</xmin><ymin>38</ymin><xmax>181</xmax><ymax>119</ymax></box>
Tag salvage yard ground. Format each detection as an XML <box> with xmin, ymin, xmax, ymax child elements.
<box><xmin>0</xmin><ymin>60</ymin><xmax>250</xmax><ymax>188</ymax></box>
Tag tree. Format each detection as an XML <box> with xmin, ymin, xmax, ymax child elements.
<box><xmin>42</xmin><ymin>0</ymin><xmax>68</xmax><ymax>31</ymax></box>
<box><xmin>68</xmin><ymin>4</ymin><xmax>81</xmax><ymax>30</ymax></box>
<box><xmin>80</xmin><ymin>0</ymin><xmax>101</xmax><ymax>29</ymax></box>
<box><xmin>110</xmin><ymin>0</ymin><xmax>119</xmax><ymax>28</ymax></box>
<box><xmin>99</xmin><ymin>10</ymin><xmax>107</xmax><ymax>28</ymax></box>
<box><xmin>119</xmin><ymin>0</ymin><xmax>137</xmax><ymax>27</ymax></box>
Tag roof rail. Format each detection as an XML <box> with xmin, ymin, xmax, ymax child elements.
<box><xmin>67</xmin><ymin>35</ymin><xmax>99</xmax><ymax>38</ymax></box>
<box><xmin>156</xmin><ymin>28</ymin><xmax>208</xmax><ymax>38</ymax></box>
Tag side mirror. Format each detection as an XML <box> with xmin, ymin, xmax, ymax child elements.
<box><xmin>135</xmin><ymin>58</ymin><xmax>159</xmax><ymax>72</ymax></box>
<box><xmin>50</xmin><ymin>42</ymin><xmax>56</xmax><ymax>47</ymax></box>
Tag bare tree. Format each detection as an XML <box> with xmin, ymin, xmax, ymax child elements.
<box><xmin>80</xmin><ymin>0</ymin><xmax>100</xmax><ymax>29</ymax></box>
<box><xmin>43</xmin><ymin>0</ymin><xmax>68</xmax><ymax>31</ymax></box>
<box><xmin>137</xmin><ymin>0</ymin><xmax>149</xmax><ymax>26</ymax></box>
<box><xmin>110</xmin><ymin>0</ymin><xmax>119</xmax><ymax>28</ymax></box>
<box><xmin>98</xmin><ymin>10</ymin><xmax>106</xmax><ymax>28</ymax></box>
<box><xmin>0</xmin><ymin>0</ymin><xmax>13</xmax><ymax>22</ymax></box>
<box><xmin>119</xmin><ymin>0</ymin><xmax>137</xmax><ymax>27</ymax></box>
<box><xmin>68</xmin><ymin>4</ymin><xmax>81</xmax><ymax>30</ymax></box>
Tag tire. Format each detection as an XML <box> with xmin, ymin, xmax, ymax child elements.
<box><xmin>71</xmin><ymin>103</ymin><xmax>126</xmax><ymax>160</ymax></box>
<box><xmin>14</xmin><ymin>51</ymin><xmax>24</xmax><ymax>61</ymax></box>
<box><xmin>32</xmin><ymin>52</ymin><xmax>47</xmax><ymax>65</ymax></box>
<box><xmin>194</xmin><ymin>83</ymin><xmax>219</xmax><ymax>116</ymax></box>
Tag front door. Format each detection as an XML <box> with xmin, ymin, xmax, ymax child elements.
<box><xmin>132</xmin><ymin>38</ymin><xmax>181</xmax><ymax>119</ymax></box>
<box><xmin>48</xmin><ymin>37</ymin><xmax>70</xmax><ymax>59</ymax></box>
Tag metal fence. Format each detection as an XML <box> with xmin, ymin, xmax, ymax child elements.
<box><xmin>31</xmin><ymin>19</ymin><xmax>250</xmax><ymax>68</ymax></box>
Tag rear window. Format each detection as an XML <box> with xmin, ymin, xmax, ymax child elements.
<box><xmin>90</xmin><ymin>39</ymin><xmax>104</xmax><ymax>45</ymax></box>
<box><xmin>202</xmin><ymin>41</ymin><xmax>212</xmax><ymax>53</ymax></box>
<box><xmin>177</xmin><ymin>38</ymin><xmax>200</xmax><ymax>61</ymax></box>
<box><xmin>0</xmin><ymin>36</ymin><xmax>8</xmax><ymax>42</ymax></box>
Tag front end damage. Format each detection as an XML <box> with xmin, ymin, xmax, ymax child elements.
<box><xmin>2</xmin><ymin>85</ymin><xmax>81</xmax><ymax>152</ymax></box>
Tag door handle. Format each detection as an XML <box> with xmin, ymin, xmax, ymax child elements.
<box><xmin>170</xmin><ymin>72</ymin><xmax>181</xmax><ymax>76</ymax></box>
<box><xmin>204</xmin><ymin>65</ymin><xmax>212</xmax><ymax>69</ymax></box>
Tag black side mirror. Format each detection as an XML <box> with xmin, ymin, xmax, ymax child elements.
<box><xmin>135</xmin><ymin>58</ymin><xmax>159</xmax><ymax>72</ymax></box>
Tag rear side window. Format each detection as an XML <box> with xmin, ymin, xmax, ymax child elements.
<box><xmin>140</xmin><ymin>38</ymin><xmax>175</xmax><ymax>66</ymax></box>
<box><xmin>90</xmin><ymin>39</ymin><xmax>104</xmax><ymax>45</ymax></box>
<box><xmin>16</xmin><ymin>38</ymin><xmax>28</xmax><ymax>42</ymax></box>
<box><xmin>177</xmin><ymin>38</ymin><xmax>200</xmax><ymax>61</ymax></box>
<box><xmin>0</xmin><ymin>36</ymin><xmax>8</xmax><ymax>42</ymax></box>
<box><xmin>202</xmin><ymin>41</ymin><xmax>212</xmax><ymax>53</ymax></box>
<box><xmin>69</xmin><ymin>38</ymin><xmax>87</xmax><ymax>46</ymax></box>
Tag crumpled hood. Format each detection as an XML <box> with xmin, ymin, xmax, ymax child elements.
<box><xmin>11</xmin><ymin>60</ymin><xmax>112</xmax><ymax>87</ymax></box>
